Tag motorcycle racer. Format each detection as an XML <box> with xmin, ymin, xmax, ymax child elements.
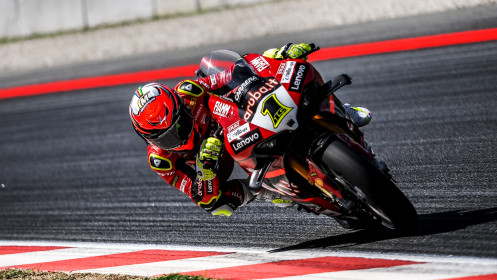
<box><xmin>129</xmin><ymin>43</ymin><xmax>372</xmax><ymax>217</ymax></box>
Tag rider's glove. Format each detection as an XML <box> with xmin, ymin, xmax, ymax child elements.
<box><xmin>262</xmin><ymin>48</ymin><xmax>281</xmax><ymax>59</ymax></box>
<box><xmin>285</xmin><ymin>43</ymin><xmax>312</xmax><ymax>60</ymax></box>
<box><xmin>195</xmin><ymin>137</ymin><xmax>222</xmax><ymax>181</ymax></box>
<box><xmin>263</xmin><ymin>43</ymin><xmax>312</xmax><ymax>60</ymax></box>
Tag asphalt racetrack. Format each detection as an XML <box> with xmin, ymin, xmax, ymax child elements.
<box><xmin>1</xmin><ymin>6</ymin><xmax>496</xmax><ymax>259</ymax></box>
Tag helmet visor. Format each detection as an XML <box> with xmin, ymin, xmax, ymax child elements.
<box><xmin>147</xmin><ymin>106</ymin><xmax>194</xmax><ymax>150</ymax></box>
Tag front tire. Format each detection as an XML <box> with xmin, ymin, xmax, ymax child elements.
<box><xmin>318</xmin><ymin>140</ymin><xmax>418</xmax><ymax>234</ymax></box>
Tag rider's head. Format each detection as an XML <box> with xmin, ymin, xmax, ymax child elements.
<box><xmin>129</xmin><ymin>83</ymin><xmax>196</xmax><ymax>151</ymax></box>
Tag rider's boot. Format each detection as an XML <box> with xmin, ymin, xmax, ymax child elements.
<box><xmin>210</xmin><ymin>179</ymin><xmax>255</xmax><ymax>217</ymax></box>
<box><xmin>343</xmin><ymin>103</ymin><xmax>372</xmax><ymax>127</ymax></box>
<box><xmin>343</xmin><ymin>104</ymin><xmax>389</xmax><ymax>174</ymax></box>
<box><xmin>257</xmin><ymin>187</ymin><xmax>295</xmax><ymax>208</ymax></box>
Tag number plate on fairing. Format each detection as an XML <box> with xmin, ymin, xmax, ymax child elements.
<box><xmin>250</xmin><ymin>85</ymin><xmax>299</xmax><ymax>133</ymax></box>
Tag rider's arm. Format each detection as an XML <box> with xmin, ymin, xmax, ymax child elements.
<box><xmin>147</xmin><ymin>143</ymin><xmax>242</xmax><ymax>215</ymax></box>
<box><xmin>147</xmin><ymin>145</ymin><xmax>196</xmax><ymax>196</ymax></box>
<box><xmin>146</xmin><ymin>145</ymin><xmax>222</xmax><ymax>209</ymax></box>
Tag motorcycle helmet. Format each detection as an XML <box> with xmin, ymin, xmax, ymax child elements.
<box><xmin>129</xmin><ymin>83</ymin><xmax>195</xmax><ymax>150</ymax></box>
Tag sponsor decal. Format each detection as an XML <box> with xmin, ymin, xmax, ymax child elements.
<box><xmin>210</xmin><ymin>74</ymin><xmax>217</xmax><ymax>86</ymax></box>
<box><xmin>280</xmin><ymin>61</ymin><xmax>296</xmax><ymax>83</ymax></box>
<box><xmin>195</xmin><ymin>179</ymin><xmax>203</xmax><ymax>197</ymax></box>
<box><xmin>234</xmin><ymin>76</ymin><xmax>259</xmax><ymax>102</ymax></box>
<box><xmin>250</xmin><ymin>56</ymin><xmax>270</xmax><ymax>72</ymax></box>
<box><xmin>224</xmin><ymin>70</ymin><xmax>232</xmax><ymax>83</ymax></box>
<box><xmin>231</xmin><ymin>191</ymin><xmax>243</xmax><ymax>203</ymax></box>
<box><xmin>314</xmin><ymin>178</ymin><xmax>323</xmax><ymax>187</ymax></box>
<box><xmin>276</xmin><ymin>61</ymin><xmax>287</xmax><ymax>75</ymax></box>
<box><xmin>158</xmin><ymin>171</ymin><xmax>175</xmax><ymax>177</ymax></box>
<box><xmin>198</xmin><ymin>79</ymin><xmax>211</xmax><ymax>90</ymax></box>
<box><xmin>149</xmin><ymin>154</ymin><xmax>172</xmax><ymax>171</ymax></box>
<box><xmin>272</xmin><ymin>180</ymin><xmax>299</xmax><ymax>196</ymax></box>
<box><xmin>227</xmin><ymin>122</ymin><xmax>250</xmax><ymax>143</ymax></box>
<box><xmin>243</xmin><ymin>78</ymin><xmax>278</xmax><ymax>121</ymax></box>
<box><xmin>130</xmin><ymin>86</ymin><xmax>160</xmax><ymax>115</ymax></box>
<box><xmin>247</xmin><ymin>86</ymin><xmax>298</xmax><ymax>133</ymax></box>
<box><xmin>230</xmin><ymin>128</ymin><xmax>261</xmax><ymax>154</ymax></box>
<box><xmin>180</xmin><ymin>178</ymin><xmax>188</xmax><ymax>193</ymax></box>
<box><xmin>206</xmin><ymin>180</ymin><xmax>214</xmax><ymax>195</ymax></box>
<box><xmin>213</xmin><ymin>101</ymin><xmax>231</xmax><ymax>118</ymax></box>
<box><xmin>227</xmin><ymin>120</ymin><xmax>240</xmax><ymax>132</ymax></box>
<box><xmin>289</xmin><ymin>63</ymin><xmax>307</xmax><ymax>92</ymax></box>
<box><xmin>261</xmin><ymin>94</ymin><xmax>293</xmax><ymax>129</ymax></box>
<box><xmin>187</xmin><ymin>98</ymin><xmax>197</xmax><ymax>112</ymax></box>
<box><xmin>171</xmin><ymin>175</ymin><xmax>179</xmax><ymax>187</ymax></box>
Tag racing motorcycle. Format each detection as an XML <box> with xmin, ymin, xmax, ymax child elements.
<box><xmin>197</xmin><ymin>45</ymin><xmax>418</xmax><ymax>233</ymax></box>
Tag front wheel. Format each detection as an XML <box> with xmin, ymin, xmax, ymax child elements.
<box><xmin>317</xmin><ymin>140</ymin><xmax>418</xmax><ymax>234</ymax></box>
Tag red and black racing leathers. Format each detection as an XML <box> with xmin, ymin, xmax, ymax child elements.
<box><xmin>145</xmin><ymin>70</ymin><xmax>249</xmax><ymax>215</ymax></box>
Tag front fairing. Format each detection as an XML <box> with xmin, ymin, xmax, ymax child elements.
<box><xmin>201</xmin><ymin>51</ymin><xmax>299</xmax><ymax>134</ymax></box>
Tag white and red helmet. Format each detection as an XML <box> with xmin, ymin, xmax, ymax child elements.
<box><xmin>129</xmin><ymin>83</ymin><xmax>195</xmax><ymax>150</ymax></box>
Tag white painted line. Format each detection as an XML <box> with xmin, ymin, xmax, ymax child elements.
<box><xmin>261</xmin><ymin>262</ymin><xmax>497</xmax><ymax>280</ymax></box>
<box><xmin>78</xmin><ymin>252</ymin><xmax>313</xmax><ymax>277</ymax></box>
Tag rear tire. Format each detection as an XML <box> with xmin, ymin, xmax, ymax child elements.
<box><xmin>318</xmin><ymin>140</ymin><xmax>418</xmax><ymax>234</ymax></box>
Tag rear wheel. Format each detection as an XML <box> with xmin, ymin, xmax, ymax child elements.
<box><xmin>318</xmin><ymin>140</ymin><xmax>418</xmax><ymax>234</ymax></box>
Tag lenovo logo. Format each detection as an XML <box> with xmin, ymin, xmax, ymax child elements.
<box><xmin>290</xmin><ymin>64</ymin><xmax>307</xmax><ymax>92</ymax></box>
<box><xmin>230</xmin><ymin>128</ymin><xmax>261</xmax><ymax>154</ymax></box>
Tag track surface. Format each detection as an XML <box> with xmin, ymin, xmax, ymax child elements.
<box><xmin>1</xmin><ymin>6</ymin><xmax>497</xmax><ymax>259</ymax></box>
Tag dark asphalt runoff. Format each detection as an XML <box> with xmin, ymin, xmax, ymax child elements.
<box><xmin>1</xmin><ymin>5</ymin><xmax>496</xmax><ymax>258</ymax></box>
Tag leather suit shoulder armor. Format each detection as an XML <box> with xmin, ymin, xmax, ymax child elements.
<box><xmin>175</xmin><ymin>80</ymin><xmax>205</xmax><ymax>97</ymax></box>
